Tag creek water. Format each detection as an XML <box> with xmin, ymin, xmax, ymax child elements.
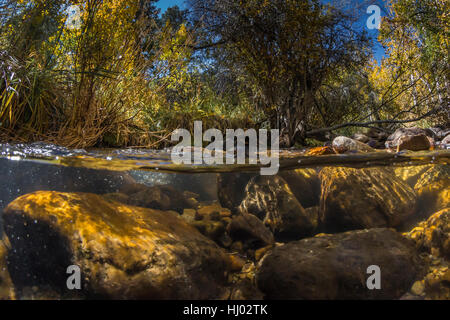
<box><xmin>0</xmin><ymin>142</ymin><xmax>449</xmax><ymax>299</ymax></box>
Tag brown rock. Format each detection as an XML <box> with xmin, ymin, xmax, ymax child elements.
<box><xmin>217</xmin><ymin>172</ymin><xmax>257</xmax><ymax>213</ymax></box>
<box><xmin>0</xmin><ymin>237</ymin><xmax>15</xmax><ymax>300</ymax></box>
<box><xmin>279</xmin><ymin>169</ymin><xmax>321</xmax><ymax>208</ymax></box>
<box><xmin>3</xmin><ymin>191</ymin><xmax>230</xmax><ymax>299</ymax></box>
<box><xmin>256</xmin><ymin>228</ymin><xmax>423</xmax><ymax>299</ymax></box>
<box><xmin>404</xmin><ymin>208</ymin><xmax>450</xmax><ymax>260</ymax></box>
<box><xmin>126</xmin><ymin>184</ymin><xmax>197</xmax><ymax>213</ymax></box>
<box><xmin>319</xmin><ymin>167</ymin><xmax>417</xmax><ymax>232</ymax></box>
<box><xmin>227</xmin><ymin>213</ymin><xmax>274</xmax><ymax>249</ymax></box>
<box><xmin>239</xmin><ymin>175</ymin><xmax>315</xmax><ymax>241</ymax></box>
<box><xmin>396</xmin><ymin>134</ymin><xmax>432</xmax><ymax>152</ymax></box>
<box><xmin>385</xmin><ymin>127</ymin><xmax>433</xmax><ymax>150</ymax></box>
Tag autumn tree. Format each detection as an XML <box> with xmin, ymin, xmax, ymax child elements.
<box><xmin>189</xmin><ymin>0</ymin><xmax>370</xmax><ymax>146</ymax></box>
<box><xmin>367</xmin><ymin>0</ymin><xmax>449</xmax><ymax>129</ymax></box>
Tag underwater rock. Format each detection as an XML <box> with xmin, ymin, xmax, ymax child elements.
<box><xmin>279</xmin><ymin>169</ymin><xmax>321</xmax><ymax>208</ymax></box>
<box><xmin>217</xmin><ymin>172</ymin><xmax>257</xmax><ymax>213</ymax></box>
<box><xmin>404</xmin><ymin>208</ymin><xmax>449</xmax><ymax>260</ymax></box>
<box><xmin>416</xmin><ymin>182</ymin><xmax>449</xmax><ymax>217</ymax></box>
<box><xmin>181</xmin><ymin>202</ymin><xmax>233</xmax><ymax>247</ymax></box>
<box><xmin>393</xmin><ymin>165</ymin><xmax>433</xmax><ymax>188</ymax></box>
<box><xmin>196</xmin><ymin>203</ymin><xmax>232</xmax><ymax>220</ymax></box>
<box><xmin>414</xmin><ymin>165</ymin><xmax>450</xmax><ymax>190</ymax></box>
<box><xmin>3</xmin><ymin>191</ymin><xmax>230</xmax><ymax>299</ymax></box>
<box><xmin>420</xmin><ymin>265</ymin><xmax>450</xmax><ymax>299</ymax></box>
<box><xmin>0</xmin><ymin>236</ymin><xmax>15</xmax><ymax>300</ymax></box>
<box><xmin>413</xmin><ymin>165</ymin><xmax>450</xmax><ymax>217</ymax></box>
<box><xmin>332</xmin><ymin>136</ymin><xmax>375</xmax><ymax>153</ymax></box>
<box><xmin>239</xmin><ymin>175</ymin><xmax>315</xmax><ymax>241</ymax></box>
<box><xmin>256</xmin><ymin>228</ymin><xmax>423</xmax><ymax>299</ymax></box>
<box><xmin>115</xmin><ymin>184</ymin><xmax>198</xmax><ymax>214</ymax></box>
<box><xmin>385</xmin><ymin>127</ymin><xmax>433</xmax><ymax>150</ymax></box>
<box><xmin>319</xmin><ymin>167</ymin><xmax>417</xmax><ymax>233</ymax></box>
<box><xmin>404</xmin><ymin>254</ymin><xmax>450</xmax><ymax>300</ymax></box>
<box><xmin>227</xmin><ymin>213</ymin><xmax>274</xmax><ymax>249</ymax></box>
<box><xmin>225</xmin><ymin>262</ymin><xmax>264</xmax><ymax>300</ymax></box>
<box><xmin>394</xmin><ymin>165</ymin><xmax>449</xmax><ymax>219</ymax></box>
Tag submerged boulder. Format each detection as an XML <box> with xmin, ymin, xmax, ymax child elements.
<box><xmin>413</xmin><ymin>165</ymin><xmax>450</xmax><ymax>217</ymax></box>
<box><xmin>256</xmin><ymin>228</ymin><xmax>423</xmax><ymax>299</ymax></box>
<box><xmin>217</xmin><ymin>172</ymin><xmax>257</xmax><ymax>213</ymax></box>
<box><xmin>319</xmin><ymin>167</ymin><xmax>417</xmax><ymax>232</ymax></box>
<box><xmin>227</xmin><ymin>213</ymin><xmax>274</xmax><ymax>249</ymax></box>
<box><xmin>2</xmin><ymin>191</ymin><xmax>230</xmax><ymax>299</ymax></box>
<box><xmin>404</xmin><ymin>208</ymin><xmax>450</xmax><ymax>260</ymax></box>
<box><xmin>279</xmin><ymin>169</ymin><xmax>321</xmax><ymax>208</ymax></box>
<box><xmin>394</xmin><ymin>165</ymin><xmax>433</xmax><ymax>188</ymax></box>
<box><xmin>0</xmin><ymin>237</ymin><xmax>15</xmax><ymax>300</ymax></box>
<box><xmin>111</xmin><ymin>184</ymin><xmax>198</xmax><ymax>214</ymax></box>
<box><xmin>239</xmin><ymin>175</ymin><xmax>316</xmax><ymax>241</ymax></box>
<box><xmin>332</xmin><ymin>136</ymin><xmax>376</xmax><ymax>154</ymax></box>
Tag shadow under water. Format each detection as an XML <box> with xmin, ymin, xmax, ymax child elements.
<box><xmin>0</xmin><ymin>143</ymin><xmax>448</xmax><ymax>300</ymax></box>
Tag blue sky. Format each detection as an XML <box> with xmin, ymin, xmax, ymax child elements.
<box><xmin>155</xmin><ymin>0</ymin><xmax>186</xmax><ymax>13</ymax></box>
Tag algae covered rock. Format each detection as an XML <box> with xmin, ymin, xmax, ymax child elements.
<box><xmin>256</xmin><ymin>228</ymin><xmax>423</xmax><ymax>299</ymax></box>
<box><xmin>239</xmin><ymin>175</ymin><xmax>315</xmax><ymax>241</ymax></box>
<box><xmin>414</xmin><ymin>165</ymin><xmax>450</xmax><ymax>216</ymax></box>
<box><xmin>404</xmin><ymin>208</ymin><xmax>450</xmax><ymax>260</ymax></box>
<box><xmin>319</xmin><ymin>167</ymin><xmax>417</xmax><ymax>232</ymax></box>
<box><xmin>2</xmin><ymin>191</ymin><xmax>230</xmax><ymax>299</ymax></box>
<box><xmin>394</xmin><ymin>165</ymin><xmax>433</xmax><ymax>188</ymax></box>
<box><xmin>0</xmin><ymin>237</ymin><xmax>15</xmax><ymax>300</ymax></box>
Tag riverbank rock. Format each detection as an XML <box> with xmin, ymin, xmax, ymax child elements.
<box><xmin>332</xmin><ymin>136</ymin><xmax>376</xmax><ymax>153</ymax></box>
<box><xmin>2</xmin><ymin>191</ymin><xmax>230</xmax><ymax>299</ymax></box>
<box><xmin>441</xmin><ymin>134</ymin><xmax>450</xmax><ymax>146</ymax></box>
<box><xmin>319</xmin><ymin>167</ymin><xmax>417</xmax><ymax>233</ymax></box>
<box><xmin>353</xmin><ymin>133</ymin><xmax>370</xmax><ymax>143</ymax></box>
<box><xmin>0</xmin><ymin>237</ymin><xmax>15</xmax><ymax>300</ymax></box>
<box><xmin>279</xmin><ymin>169</ymin><xmax>321</xmax><ymax>208</ymax></box>
<box><xmin>404</xmin><ymin>208</ymin><xmax>449</xmax><ymax>260</ymax></box>
<box><xmin>385</xmin><ymin>128</ymin><xmax>433</xmax><ymax>151</ymax></box>
<box><xmin>239</xmin><ymin>175</ymin><xmax>316</xmax><ymax>241</ymax></box>
<box><xmin>256</xmin><ymin>228</ymin><xmax>423</xmax><ymax>299</ymax></box>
